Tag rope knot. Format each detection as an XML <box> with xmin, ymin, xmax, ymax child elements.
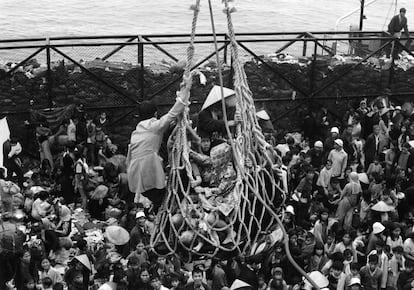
<box><xmin>223</xmin><ymin>7</ymin><xmax>237</xmax><ymax>14</ymax></box>
<box><xmin>189</xmin><ymin>4</ymin><xmax>200</xmax><ymax>12</ymax></box>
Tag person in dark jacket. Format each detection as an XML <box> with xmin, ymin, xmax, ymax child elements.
<box><xmin>387</xmin><ymin>8</ymin><xmax>409</xmax><ymax>58</ymax></box>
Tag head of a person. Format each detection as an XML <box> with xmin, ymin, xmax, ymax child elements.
<box><xmin>373</xmin><ymin>124</ymin><xmax>380</xmax><ymax>135</ymax></box>
<box><xmin>334</xmin><ymin>139</ymin><xmax>343</xmax><ymax>150</ymax></box>
<box><xmin>330</xmin><ymin>177</ymin><xmax>341</xmax><ymax>189</ymax></box>
<box><xmin>200</xmin><ymin>135</ymin><xmax>212</xmax><ymax>154</ymax></box>
<box><xmin>128</xmin><ymin>256</ymin><xmax>140</xmax><ymax>270</ymax></box>
<box><xmin>392</xmin><ymin>224</ymin><xmax>402</xmax><ymax>238</ymax></box>
<box><xmin>393</xmin><ymin>246</ymin><xmax>404</xmax><ymax>259</ymax></box>
<box><xmin>37</xmin><ymin>190</ymin><xmax>49</xmax><ymax>201</ymax></box>
<box><xmin>139</xmin><ymin>101</ymin><xmax>157</xmax><ymax>120</ymax></box>
<box><xmin>314</xmin><ymin>242</ymin><xmax>324</xmax><ymax>257</ymax></box>
<box><xmin>342</xmin><ymin>231</ymin><xmax>352</xmax><ymax>245</ymax></box>
<box><xmin>41</xmin><ymin>258</ymin><xmax>51</xmax><ymax>270</ymax></box>
<box><xmin>21</xmin><ymin>249</ymin><xmax>31</xmax><ymax>264</ymax></box>
<box><xmin>192</xmin><ymin>267</ymin><xmax>204</xmax><ymax>286</ymax></box>
<box><xmin>314</xmin><ymin>140</ymin><xmax>323</xmax><ymax>152</ymax></box>
<box><xmin>258</xmin><ymin>274</ymin><xmax>266</xmax><ymax>286</ymax></box>
<box><xmin>170</xmin><ymin>273</ymin><xmax>180</xmax><ymax>288</ymax></box>
<box><xmin>402</xmin><ymin>142</ymin><xmax>411</xmax><ymax>153</ymax></box>
<box><xmin>350</xmin><ymin>263</ymin><xmax>360</xmax><ymax>276</ymax></box>
<box><xmin>331</xmin><ymin>127</ymin><xmax>339</xmax><ymax>138</ymax></box>
<box><xmin>288</xmin><ymin>229</ymin><xmax>298</xmax><ymax>245</ymax></box>
<box><xmin>100</xmin><ymin>112</ymin><xmax>107</xmax><ymax>120</ymax></box>
<box><xmin>320</xmin><ymin>208</ymin><xmax>329</xmax><ymax>222</ymax></box>
<box><xmin>375</xmin><ymin>239</ymin><xmax>385</xmax><ymax>254</ymax></box>
<box><xmin>150</xmin><ymin>275</ymin><xmax>162</xmax><ymax>289</ymax></box>
<box><xmin>331</xmin><ymin>261</ymin><xmax>344</xmax><ymax>277</ymax></box>
<box><xmin>139</xmin><ymin>268</ymin><xmax>150</xmax><ymax>283</ymax></box>
<box><xmin>306</xmin><ymin>167</ymin><xmax>315</xmax><ymax>180</ymax></box>
<box><xmin>325</xmin><ymin>159</ymin><xmax>332</xmax><ymax>170</ymax></box>
<box><xmin>157</xmin><ymin>256</ymin><xmax>166</xmax><ymax>266</ymax></box>
<box><xmin>286</xmin><ymin>136</ymin><xmax>295</xmax><ymax>146</ymax></box>
<box><xmin>42</xmin><ymin>277</ymin><xmax>53</xmax><ymax>289</ymax></box>
<box><xmin>405</xmin><ymin>260</ymin><xmax>414</xmax><ymax>272</ymax></box>
<box><xmin>24</xmin><ymin>278</ymin><xmax>36</xmax><ymax>290</ymax></box>
<box><xmin>343</xmin><ymin>249</ymin><xmax>353</xmax><ymax>261</ymax></box>
<box><xmin>346</xmin><ymin>124</ymin><xmax>353</xmax><ymax>134</ymax></box>
<box><xmin>400</xmin><ymin>7</ymin><xmax>406</xmax><ymax>17</ymax></box>
<box><xmin>368</xmin><ymin>254</ymin><xmax>379</xmax><ymax>271</ymax></box>
<box><xmin>136</xmin><ymin>211</ymin><xmax>146</xmax><ymax>226</ymax></box>
<box><xmin>136</xmin><ymin>240</ymin><xmax>145</xmax><ymax>253</ymax></box>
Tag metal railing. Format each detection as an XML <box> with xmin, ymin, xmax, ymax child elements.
<box><xmin>0</xmin><ymin>31</ymin><xmax>413</xmax><ymax>119</ymax></box>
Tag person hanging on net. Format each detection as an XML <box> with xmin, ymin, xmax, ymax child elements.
<box><xmin>126</xmin><ymin>74</ymin><xmax>193</xmax><ymax>213</ymax></box>
<box><xmin>386</xmin><ymin>8</ymin><xmax>410</xmax><ymax>59</ymax></box>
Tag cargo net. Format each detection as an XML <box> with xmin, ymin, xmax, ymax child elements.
<box><xmin>150</xmin><ymin>0</ymin><xmax>285</xmax><ymax>261</ymax></box>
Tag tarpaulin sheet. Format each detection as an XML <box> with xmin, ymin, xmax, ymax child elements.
<box><xmin>30</xmin><ymin>104</ymin><xmax>76</xmax><ymax>130</ymax></box>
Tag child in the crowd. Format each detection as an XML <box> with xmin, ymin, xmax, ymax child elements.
<box><xmin>126</xmin><ymin>240</ymin><xmax>149</xmax><ymax>268</ymax></box>
<box><xmin>345</xmin><ymin>263</ymin><xmax>361</xmax><ymax>290</ymax></box>
<box><xmin>367</xmin><ymin>157</ymin><xmax>383</xmax><ymax>179</ymax></box>
<box><xmin>38</xmin><ymin>258</ymin><xmax>63</xmax><ymax>286</ymax></box>
<box><xmin>327</xmin><ymin>260</ymin><xmax>347</xmax><ymax>290</ymax></box>
<box><xmin>397</xmin><ymin>259</ymin><xmax>414</xmax><ymax>290</ymax></box>
<box><xmin>388</xmin><ymin>246</ymin><xmax>405</xmax><ymax>289</ymax></box>
<box><xmin>360</xmin><ymin>254</ymin><xmax>382</xmax><ymax>290</ymax></box>
<box><xmin>41</xmin><ymin>277</ymin><xmax>53</xmax><ymax>290</ymax></box>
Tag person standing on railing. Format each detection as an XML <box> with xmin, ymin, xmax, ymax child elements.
<box><xmin>386</xmin><ymin>8</ymin><xmax>409</xmax><ymax>58</ymax></box>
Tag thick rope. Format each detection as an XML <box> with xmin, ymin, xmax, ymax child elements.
<box><xmin>151</xmin><ymin>0</ymin><xmax>289</xmax><ymax>268</ymax></box>
<box><xmin>221</xmin><ymin>1</ymin><xmax>319</xmax><ymax>289</ymax></box>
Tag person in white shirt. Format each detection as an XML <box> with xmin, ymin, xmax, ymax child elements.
<box><xmin>317</xmin><ymin>160</ymin><xmax>332</xmax><ymax>199</ymax></box>
<box><xmin>328</xmin><ymin>139</ymin><xmax>348</xmax><ymax>181</ymax></box>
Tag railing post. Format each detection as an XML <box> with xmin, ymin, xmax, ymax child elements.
<box><xmin>46</xmin><ymin>37</ymin><xmax>53</xmax><ymax>108</ymax></box>
<box><xmin>309</xmin><ymin>40</ymin><xmax>317</xmax><ymax>95</ymax></box>
<box><xmin>302</xmin><ymin>39</ymin><xmax>307</xmax><ymax>57</ymax></box>
<box><xmin>138</xmin><ymin>36</ymin><xmax>144</xmax><ymax>100</ymax></box>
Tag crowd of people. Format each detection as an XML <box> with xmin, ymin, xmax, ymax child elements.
<box><xmin>1</xmin><ymin>80</ymin><xmax>414</xmax><ymax>290</ymax></box>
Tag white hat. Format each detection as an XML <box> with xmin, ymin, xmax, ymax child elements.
<box><xmin>135</xmin><ymin>211</ymin><xmax>145</xmax><ymax>219</ymax></box>
<box><xmin>314</xmin><ymin>141</ymin><xmax>323</xmax><ymax>148</ymax></box>
<box><xmin>201</xmin><ymin>85</ymin><xmax>235</xmax><ymax>111</ymax></box>
<box><xmin>330</xmin><ymin>127</ymin><xmax>339</xmax><ymax>134</ymax></box>
<box><xmin>303</xmin><ymin>271</ymin><xmax>329</xmax><ymax>290</ymax></box>
<box><xmin>395</xmin><ymin>106</ymin><xmax>402</xmax><ymax>110</ymax></box>
<box><xmin>357</xmin><ymin>173</ymin><xmax>369</xmax><ymax>184</ymax></box>
<box><xmin>230</xmin><ymin>279</ymin><xmax>251</xmax><ymax>290</ymax></box>
<box><xmin>334</xmin><ymin>139</ymin><xmax>343</xmax><ymax>147</ymax></box>
<box><xmin>285</xmin><ymin>205</ymin><xmax>295</xmax><ymax>215</ymax></box>
<box><xmin>409</xmin><ymin>140</ymin><xmax>414</xmax><ymax>148</ymax></box>
<box><xmin>256</xmin><ymin>110</ymin><xmax>270</xmax><ymax>121</ymax></box>
<box><xmin>348</xmin><ymin>277</ymin><xmax>361</xmax><ymax>286</ymax></box>
<box><xmin>396</xmin><ymin>192</ymin><xmax>405</xmax><ymax>199</ymax></box>
<box><xmin>372</xmin><ymin>222</ymin><xmax>385</xmax><ymax>234</ymax></box>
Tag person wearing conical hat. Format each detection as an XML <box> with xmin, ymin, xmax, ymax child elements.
<box><xmin>197</xmin><ymin>85</ymin><xmax>237</xmax><ymax>143</ymax></box>
<box><xmin>127</xmin><ymin>74</ymin><xmax>192</xmax><ymax>212</ymax></box>
<box><xmin>256</xmin><ymin>109</ymin><xmax>274</xmax><ymax>134</ymax></box>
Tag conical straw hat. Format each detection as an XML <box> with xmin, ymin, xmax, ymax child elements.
<box><xmin>201</xmin><ymin>85</ymin><xmax>235</xmax><ymax>111</ymax></box>
<box><xmin>256</xmin><ymin>110</ymin><xmax>270</xmax><ymax>121</ymax></box>
<box><xmin>230</xmin><ymin>279</ymin><xmax>251</xmax><ymax>290</ymax></box>
<box><xmin>74</xmin><ymin>254</ymin><xmax>92</xmax><ymax>271</ymax></box>
<box><xmin>371</xmin><ymin>201</ymin><xmax>395</xmax><ymax>212</ymax></box>
<box><xmin>105</xmin><ymin>225</ymin><xmax>130</xmax><ymax>245</ymax></box>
